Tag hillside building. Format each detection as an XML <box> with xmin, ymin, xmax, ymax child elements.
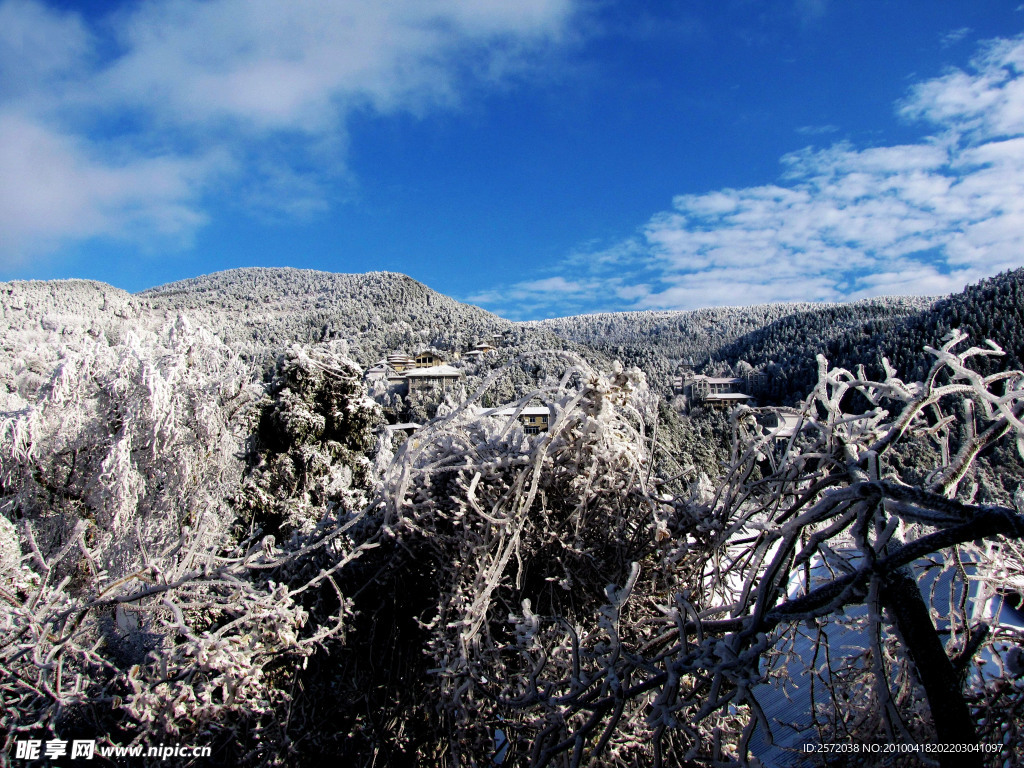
<box><xmin>365</xmin><ymin>362</ymin><xmax>391</xmax><ymax>382</ymax></box>
<box><xmin>484</xmin><ymin>405</ymin><xmax>551</xmax><ymax>434</ymax></box>
<box><xmin>677</xmin><ymin>374</ymin><xmax>754</xmax><ymax>409</ymax></box>
<box><xmin>464</xmin><ymin>341</ymin><xmax>497</xmax><ymax>361</ymax></box>
<box><xmin>674</xmin><ymin>368</ymin><xmax>767</xmax><ymax>411</ymax></box>
<box><xmin>385</xmin><ymin>422</ymin><xmax>421</xmax><ymax>437</ymax></box>
<box><xmin>414</xmin><ymin>350</ymin><xmax>446</xmax><ymax>368</ymax></box>
<box><xmin>404</xmin><ymin>364</ymin><xmax>463</xmax><ymax>393</ymax></box>
<box><xmin>387</xmin><ymin>353</ymin><xmax>416</xmax><ymax>372</ymax></box>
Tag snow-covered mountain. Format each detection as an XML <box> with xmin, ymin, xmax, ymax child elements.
<box><xmin>1</xmin><ymin>268</ymin><xmax>581</xmax><ymax>408</ymax></box>
<box><xmin>140</xmin><ymin>268</ymin><xmax>518</xmax><ymax>364</ymax></box>
<box><xmin>4</xmin><ymin>266</ymin><xmax>1024</xmax><ymax>766</ymax></box>
<box><xmin>7</xmin><ymin>267</ymin><xmax>1024</xmax><ymax>408</ymax></box>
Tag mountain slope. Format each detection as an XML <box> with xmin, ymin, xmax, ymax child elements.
<box><xmin>139</xmin><ymin>268</ymin><xmax>517</xmax><ymax>365</ymax></box>
<box><xmin>711</xmin><ymin>269</ymin><xmax>1024</xmax><ymax>402</ymax></box>
<box><xmin>5</xmin><ymin>267</ymin><xmax>1022</xmax><ymax>410</ymax></box>
<box><xmin>0</xmin><ymin>269</ymin><xmax>591</xmax><ymax>409</ymax></box>
<box><xmin>536</xmin><ymin>297</ymin><xmax>934</xmax><ymax>393</ymax></box>
<box><xmin>0</xmin><ymin>279</ymin><xmax>143</xmax><ymax>407</ymax></box>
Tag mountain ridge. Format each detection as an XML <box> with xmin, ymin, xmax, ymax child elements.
<box><xmin>5</xmin><ymin>266</ymin><xmax>1023</xmax><ymax>405</ymax></box>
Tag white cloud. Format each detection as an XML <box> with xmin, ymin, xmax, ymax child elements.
<box><xmin>467</xmin><ymin>272</ymin><xmax>653</xmax><ymax>320</ymax></box>
<box><xmin>794</xmin><ymin>0</ymin><xmax>829</xmax><ymax>23</ymax></box>
<box><xmin>475</xmin><ymin>34</ymin><xmax>1024</xmax><ymax>317</ymax></box>
<box><xmin>940</xmin><ymin>27</ymin><xmax>972</xmax><ymax>48</ymax></box>
<box><xmin>795</xmin><ymin>124</ymin><xmax>839</xmax><ymax>136</ymax></box>
<box><xmin>0</xmin><ymin>0</ymin><xmax>576</xmax><ymax>267</ymax></box>
<box><xmin>0</xmin><ymin>112</ymin><xmax>220</xmax><ymax>262</ymax></box>
<box><xmin>0</xmin><ymin>0</ymin><xmax>92</xmax><ymax>102</ymax></box>
<box><xmin>900</xmin><ymin>36</ymin><xmax>1024</xmax><ymax>140</ymax></box>
<box><xmin>468</xmin><ymin>275</ymin><xmax>602</xmax><ymax>314</ymax></box>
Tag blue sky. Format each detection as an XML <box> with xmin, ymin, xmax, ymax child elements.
<box><xmin>2</xmin><ymin>0</ymin><xmax>1024</xmax><ymax>319</ymax></box>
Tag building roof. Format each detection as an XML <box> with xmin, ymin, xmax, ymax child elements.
<box><xmin>695</xmin><ymin>376</ymin><xmax>745</xmax><ymax>384</ymax></box>
<box><xmin>705</xmin><ymin>392</ymin><xmax>753</xmax><ymax>401</ymax></box>
<box><xmin>404</xmin><ymin>364</ymin><xmax>462</xmax><ymax>378</ymax></box>
<box><xmin>485</xmin><ymin>405</ymin><xmax>550</xmax><ymax>418</ymax></box>
<box><xmin>385</xmin><ymin>422</ymin><xmax>421</xmax><ymax>432</ymax></box>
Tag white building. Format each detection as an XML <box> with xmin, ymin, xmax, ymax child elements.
<box><xmin>404</xmin><ymin>364</ymin><xmax>463</xmax><ymax>393</ymax></box>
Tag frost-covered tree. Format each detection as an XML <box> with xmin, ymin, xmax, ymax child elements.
<box><xmin>0</xmin><ymin>321</ymin><xmax>381</xmax><ymax>761</ymax></box>
<box><xmin>6</xmin><ymin>267</ymin><xmax>1024</xmax><ymax>768</ymax></box>
<box><xmin>1</xmin><ymin>318</ymin><xmax>256</xmax><ymax>739</ymax></box>
<box><xmin>234</xmin><ymin>342</ymin><xmax>383</xmax><ymax>536</ymax></box>
<box><xmin>450</xmin><ymin>332</ymin><xmax>1024</xmax><ymax>767</ymax></box>
<box><xmin>324</xmin><ymin>354</ymin><xmax>662</xmax><ymax>764</ymax></box>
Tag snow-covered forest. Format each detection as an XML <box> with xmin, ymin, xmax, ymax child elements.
<box><xmin>3</xmin><ymin>267</ymin><xmax>1024</xmax><ymax>767</ymax></box>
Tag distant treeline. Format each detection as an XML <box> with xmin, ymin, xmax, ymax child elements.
<box><xmin>710</xmin><ymin>269</ymin><xmax>1024</xmax><ymax>404</ymax></box>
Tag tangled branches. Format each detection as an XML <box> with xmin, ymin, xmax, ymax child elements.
<box><xmin>446</xmin><ymin>330</ymin><xmax>1024</xmax><ymax>767</ymax></box>
<box><xmin>0</xmin><ymin>322</ymin><xmax>381</xmax><ymax>762</ymax></box>
<box><xmin>365</xmin><ymin>332</ymin><xmax>1024</xmax><ymax>767</ymax></box>
<box><xmin>4</xmin><ymin>328</ymin><xmax>1024</xmax><ymax>767</ymax></box>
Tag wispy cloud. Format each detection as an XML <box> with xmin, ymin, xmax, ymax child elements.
<box><xmin>795</xmin><ymin>124</ymin><xmax>839</xmax><ymax>136</ymax></box>
<box><xmin>0</xmin><ymin>0</ymin><xmax>577</xmax><ymax>267</ymax></box>
<box><xmin>794</xmin><ymin>0</ymin><xmax>829</xmax><ymax>24</ymax></box>
<box><xmin>940</xmin><ymin>27</ymin><xmax>973</xmax><ymax>48</ymax></box>
<box><xmin>0</xmin><ymin>113</ymin><xmax>222</xmax><ymax>259</ymax></box>
<box><xmin>474</xmin><ymin>34</ymin><xmax>1024</xmax><ymax>318</ymax></box>
<box><xmin>468</xmin><ymin>274</ymin><xmax>653</xmax><ymax>320</ymax></box>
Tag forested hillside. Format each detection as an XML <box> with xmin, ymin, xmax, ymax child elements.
<box><xmin>829</xmin><ymin>268</ymin><xmax>1024</xmax><ymax>382</ymax></box>
<box><xmin>535</xmin><ymin>271</ymin><xmax>1024</xmax><ymax>405</ymax></box>
<box><xmin>3</xmin><ymin>268</ymin><xmax>1024</xmax><ymax>767</ymax></box>
<box><xmin>1</xmin><ymin>268</ymin><xmax>596</xmax><ymax>413</ymax></box>
<box><xmin>536</xmin><ymin>297</ymin><xmax>933</xmax><ymax>394</ymax></box>
<box><xmin>534</xmin><ymin>306</ymin><xmax>796</xmax><ymax>392</ymax></box>
<box><xmin>3</xmin><ymin>266</ymin><xmax>1019</xmax><ymax>422</ymax></box>
<box><xmin>710</xmin><ymin>269</ymin><xmax>1024</xmax><ymax>403</ymax></box>
<box><xmin>0</xmin><ymin>280</ymin><xmax>143</xmax><ymax>408</ymax></box>
<box><xmin>140</xmin><ymin>268</ymin><xmax>578</xmax><ymax>368</ymax></box>
<box><xmin>535</xmin><ymin>305</ymin><xmax>799</xmax><ymax>363</ymax></box>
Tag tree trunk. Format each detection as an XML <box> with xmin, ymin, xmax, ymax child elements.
<box><xmin>881</xmin><ymin>567</ymin><xmax>980</xmax><ymax>768</ymax></box>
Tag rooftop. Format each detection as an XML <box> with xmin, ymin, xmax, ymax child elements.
<box><xmin>404</xmin><ymin>364</ymin><xmax>462</xmax><ymax>378</ymax></box>
<box><xmin>485</xmin><ymin>405</ymin><xmax>551</xmax><ymax>418</ymax></box>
